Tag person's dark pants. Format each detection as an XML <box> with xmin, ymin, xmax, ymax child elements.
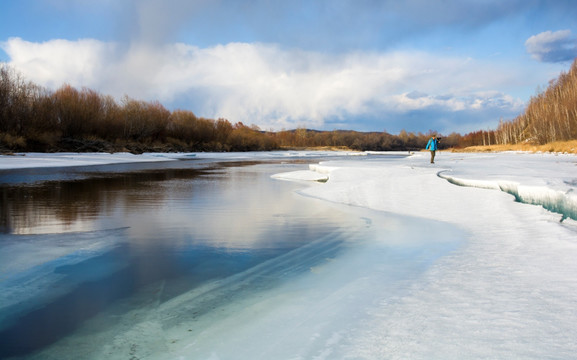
<box><xmin>430</xmin><ymin>150</ymin><xmax>436</xmax><ymax>163</ymax></box>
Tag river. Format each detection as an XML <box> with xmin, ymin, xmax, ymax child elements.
<box><xmin>0</xmin><ymin>154</ymin><xmax>376</xmax><ymax>359</ymax></box>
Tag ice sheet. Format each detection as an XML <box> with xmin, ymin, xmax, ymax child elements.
<box><xmin>278</xmin><ymin>151</ymin><xmax>577</xmax><ymax>358</ymax></box>
<box><xmin>0</xmin><ymin>150</ymin><xmax>364</xmax><ymax>170</ymax></box>
<box><xmin>0</xmin><ymin>152</ymin><xmax>181</xmax><ymax>169</ymax></box>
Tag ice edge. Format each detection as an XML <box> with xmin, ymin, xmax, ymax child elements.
<box><xmin>438</xmin><ymin>170</ymin><xmax>577</xmax><ymax>222</ymax></box>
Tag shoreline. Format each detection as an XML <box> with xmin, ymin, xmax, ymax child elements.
<box><xmin>451</xmin><ymin>140</ymin><xmax>577</xmax><ymax>154</ymax></box>
<box><xmin>3</xmin><ymin>139</ymin><xmax>577</xmax><ymax>158</ymax></box>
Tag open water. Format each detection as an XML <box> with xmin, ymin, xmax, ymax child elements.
<box><xmin>0</xmin><ymin>155</ymin><xmax>370</xmax><ymax>358</ymax></box>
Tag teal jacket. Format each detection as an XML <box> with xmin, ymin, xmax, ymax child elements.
<box><xmin>426</xmin><ymin>137</ymin><xmax>438</xmax><ymax>151</ymax></box>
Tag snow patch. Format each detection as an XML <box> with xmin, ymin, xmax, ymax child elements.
<box><xmin>271</xmin><ymin>169</ymin><xmax>328</xmax><ymax>182</ymax></box>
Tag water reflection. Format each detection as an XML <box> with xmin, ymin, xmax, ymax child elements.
<box><xmin>0</xmin><ymin>159</ymin><xmax>362</xmax><ymax>358</ymax></box>
<box><xmin>0</xmin><ymin>166</ymin><xmax>211</xmax><ymax>234</ymax></box>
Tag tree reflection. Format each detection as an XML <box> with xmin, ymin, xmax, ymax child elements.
<box><xmin>0</xmin><ymin>168</ymin><xmax>209</xmax><ymax>234</ymax></box>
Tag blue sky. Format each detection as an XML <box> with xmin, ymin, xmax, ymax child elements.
<box><xmin>1</xmin><ymin>0</ymin><xmax>576</xmax><ymax>134</ymax></box>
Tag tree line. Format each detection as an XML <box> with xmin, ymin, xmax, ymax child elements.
<box><xmin>273</xmin><ymin>128</ymin><xmax>463</xmax><ymax>151</ymax></box>
<box><xmin>0</xmin><ymin>64</ymin><xmax>280</xmax><ymax>153</ymax></box>
<box><xmin>2</xmin><ymin>58</ymin><xmax>575</xmax><ymax>154</ymax></box>
<box><xmin>0</xmin><ymin>63</ymin><xmax>457</xmax><ymax>153</ymax></box>
<box><xmin>430</xmin><ymin>57</ymin><xmax>577</xmax><ymax>148</ymax></box>
<box><xmin>492</xmin><ymin>57</ymin><xmax>577</xmax><ymax>145</ymax></box>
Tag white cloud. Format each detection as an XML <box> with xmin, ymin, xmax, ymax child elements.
<box><xmin>2</xmin><ymin>37</ymin><xmax>524</xmax><ymax>131</ymax></box>
<box><xmin>525</xmin><ymin>30</ymin><xmax>577</xmax><ymax>63</ymax></box>
<box><xmin>1</xmin><ymin>37</ymin><xmax>115</xmax><ymax>89</ymax></box>
<box><xmin>393</xmin><ymin>91</ymin><xmax>522</xmax><ymax>113</ymax></box>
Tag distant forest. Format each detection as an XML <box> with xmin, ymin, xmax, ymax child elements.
<box><xmin>1</xmin><ymin>58</ymin><xmax>576</xmax><ymax>153</ymax></box>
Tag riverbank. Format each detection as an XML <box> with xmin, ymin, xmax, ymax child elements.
<box><xmin>452</xmin><ymin>140</ymin><xmax>577</xmax><ymax>154</ymax></box>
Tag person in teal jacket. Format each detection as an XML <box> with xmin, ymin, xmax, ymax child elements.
<box><xmin>425</xmin><ymin>135</ymin><xmax>440</xmax><ymax>163</ymax></box>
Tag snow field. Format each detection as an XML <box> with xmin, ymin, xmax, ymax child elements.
<box><xmin>285</xmin><ymin>152</ymin><xmax>577</xmax><ymax>359</ymax></box>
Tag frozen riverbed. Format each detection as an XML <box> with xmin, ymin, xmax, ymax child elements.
<box><xmin>1</xmin><ymin>151</ymin><xmax>576</xmax><ymax>359</ymax></box>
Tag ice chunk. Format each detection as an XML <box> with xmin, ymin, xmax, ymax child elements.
<box><xmin>271</xmin><ymin>169</ymin><xmax>328</xmax><ymax>182</ymax></box>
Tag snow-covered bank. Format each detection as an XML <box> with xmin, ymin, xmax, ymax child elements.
<box><xmin>0</xmin><ymin>150</ymin><xmax>365</xmax><ymax>170</ymax></box>
<box><xmin>274</xmin><ymin>151</ymin><xmax>577</xmax><ymax>358</ymax></box>
<box><xmin>0</xmin><ymin>152</ymin><xmax>181</xmax><ymax>169</ymax></box>
<box><xmin>282</xmin><ymin>151</ymin><xmax>577</xmax><ymax>222</ymax></box>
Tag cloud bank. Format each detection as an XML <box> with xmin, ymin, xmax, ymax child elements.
<box><xmin>525</xmin><ymin>30</ymin><xmax>577</xmax><ymax>63</ymax></box>
<box><xmin>2</xmin><ymin>37</ymin><xmax>524</xmax><ymax>132</ymax></box>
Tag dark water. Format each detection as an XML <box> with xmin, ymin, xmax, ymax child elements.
<box><xmin>0</xmin><ymin>156</ymin><xmax>361</xmax><ymax>358</ymax></box>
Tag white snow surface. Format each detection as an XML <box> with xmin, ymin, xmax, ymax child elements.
<box><xmin>0</xmin><ymin>150</ymin><xmax>362</xmax><ymax>170</ymax></box>
<box><xmin>2</xmin><ymin>151</ymin><xmax>577</xmax><ymax>359</ymax></box>
<box><xmin>276</xmin><ymin>151</ymin><xmax>577</xmax><ymax>359</ymax></box>
<box><xmin>0</xmin><ymin>152</ymin><xmax>176</xmax><ymax>169</ymax></box>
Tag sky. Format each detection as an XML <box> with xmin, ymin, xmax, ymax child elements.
<box><xmin>1</xmin><ymin>0</ymin><xmax>576</xmax><ymax>134</ymax></box>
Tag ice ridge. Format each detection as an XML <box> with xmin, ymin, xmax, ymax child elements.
<box><xmin>438</xmin><ymin>171</ymin><xmax>577</xmax><ymax>222</ymax></box>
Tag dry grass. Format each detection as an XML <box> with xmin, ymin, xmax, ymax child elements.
<box><xmin>451</xmin><ymin>140</ymin><xmax>577</xmax><ymax>154</ymax></box>
<box><xmin>279</xmin><ymin>145</ymin><xmax>355</xmax><ymax>151</ymax></box>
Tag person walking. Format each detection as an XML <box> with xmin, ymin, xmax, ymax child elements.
<box><xmin>425</xmin><ymin>135</ymin><xmax>440</xmax><ymax>163</ymax></box>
